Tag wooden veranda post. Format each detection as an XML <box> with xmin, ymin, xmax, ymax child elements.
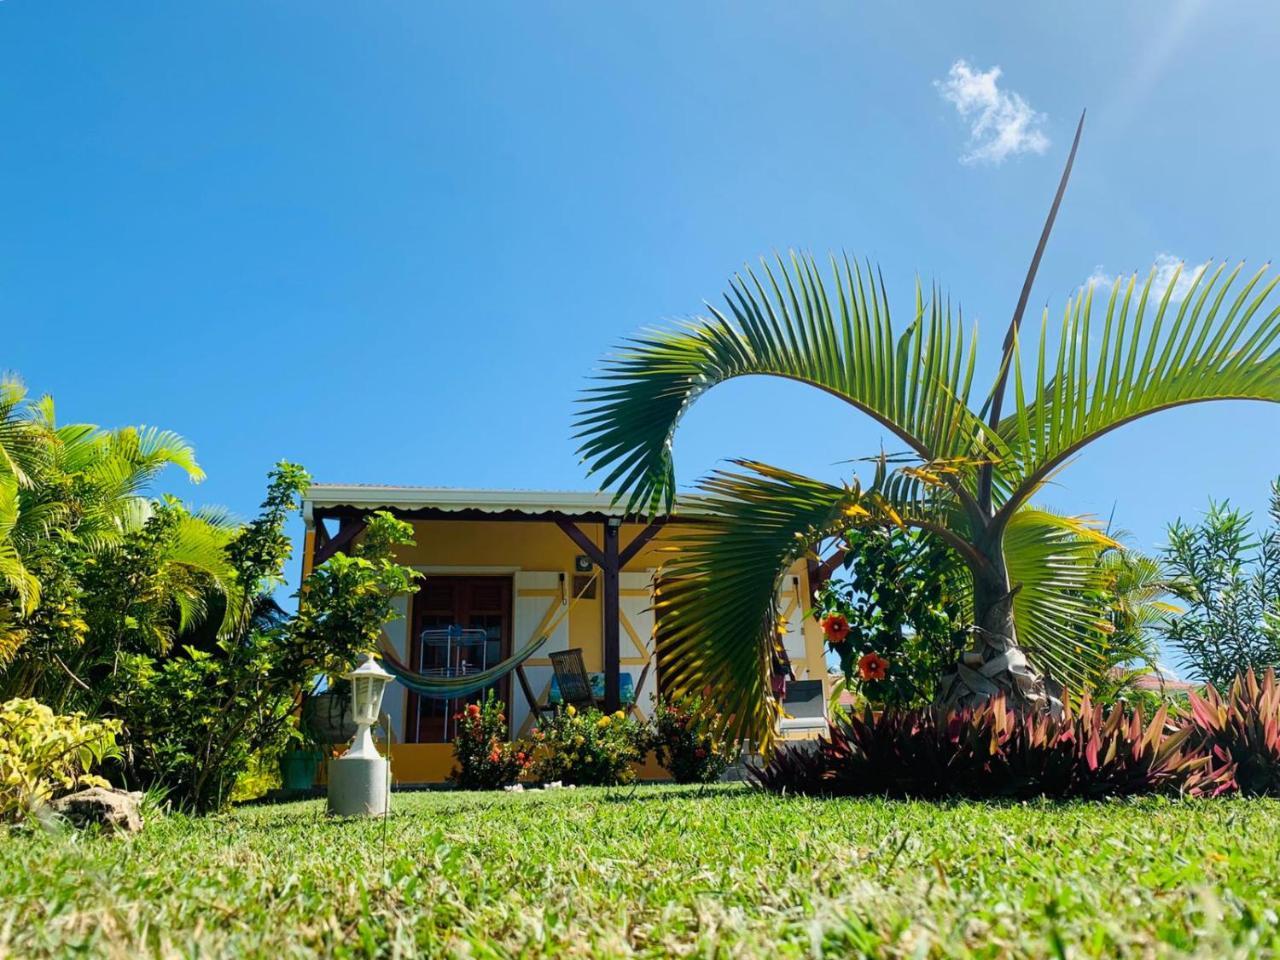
<box><xmin>602</xmin><ymin>519</ymin><xmax>621</xmax><ymax>712</ymax></box>
<box><xmin>555</xmin><ymin>515</ymin><xmax>664</xmax><ymax>714</ymax></box>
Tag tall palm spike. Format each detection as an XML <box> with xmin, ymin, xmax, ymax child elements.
<box><xmin>576</xmin><ymin>130</ymin><xmax>1280</xmax><ymax>745</ymax></box>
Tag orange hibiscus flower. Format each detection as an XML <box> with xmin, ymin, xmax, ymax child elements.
<box><xmin>821</xmin><ymin>613</ymin><xmax>851</xmax><ymax>644</ymax></box>
<box><xmin>857</xmin><ymin>652</ymin><xmax>890</xmax><ymax>681</ymax></box>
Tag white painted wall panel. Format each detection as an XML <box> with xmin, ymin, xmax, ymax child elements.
<box><xmin>382</xmin><ymin>593</ymin><xmax>411</xmax><ymax>741</ymax></box>
<box><xmin>511</xmin><ymin>571</ymin><xmax>570</xmax><ymax>735</ymax></box>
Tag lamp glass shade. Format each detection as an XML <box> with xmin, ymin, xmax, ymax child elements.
<box><xmin>345</xmin><ymin>655</ymin><xmax>393</xmax><ymax>727</ymax></box>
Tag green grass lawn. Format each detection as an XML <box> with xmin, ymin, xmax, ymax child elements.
<box><xmin>4</xmin><ymin>784</ymin><xmax>1280</xmax><ymax>958</ymax></box>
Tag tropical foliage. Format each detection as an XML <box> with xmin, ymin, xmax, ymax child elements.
<box><xmin>0</xmin><ymin>375</ymin><xmax>233</xmax><ymax>706</ymax></box>
<box><xmin>649</xmin><ymin>692</ymin><xmax>738</xmax><ymax>783</ymax></box>
<box><xmin>815</xmin><ymin>525</ymin><xmax>968</xmax><ymax>708</ymax></box>
<box><xmin>576</xmin><ymin>131</ymin><xmax>1280</xmax><ymax>743</ymax></box>
<box><xmin>750</xmin><ymin>693</ymin><xmax>1227</xmax><ymax>800</ymax></box>
<box><xmin>290</xmin><ymin>510</ymin><xmax>421</xmax><ymax>661</ymax></box>
<box><xmin>1086</xmin><ymin>543</ymin><xmax>1175</xmax><ymax>703</ymax></box>
<box><xmin>449</xmin><ymin>693</ymin><xmax>529</xmax><ymax>790</ymax></box>
<box><xmin>527</xmin><ymin>704</ymin><xmax>647</xmax><ymax>786</ymax></box>
<box><xmin>115</xmin><ymin>482</ymin><xmax>419</xmax><ymax>812</ymax></box>
<box><xmin>0</xmin><ymin>697</ymin><xmax>121</xmax><ymax>823</ymax></box>
<box><xmin>107</xmin><ymin>464</ymin><xmax>310</xmax><ymax>811</ymax></box>
<box><xmin>1160</xmin><ymin>482</ymin><xmax>1280</xmax><ymax>687</ymax></box>
<box><xmin>1185</xmin><ymin>668</ymin><xmax>1280</xmax><ymax>797</ymax></box>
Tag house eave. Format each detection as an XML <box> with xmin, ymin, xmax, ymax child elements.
<box><xmin>301</xmin><ymin>485</ymin><xmax>709</xmax><ymax>528</ymax></box>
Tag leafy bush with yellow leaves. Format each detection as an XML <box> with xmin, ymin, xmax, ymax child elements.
<box><xmin>1</xmin><ymin>698</ymin><xmax>121</xmax><ymax>823</ymax></box>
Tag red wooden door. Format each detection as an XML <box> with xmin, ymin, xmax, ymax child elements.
<box><xmin>405</xmin><ymin>577</ymin><xmax>512</xmax><ymax>743</ymax></box>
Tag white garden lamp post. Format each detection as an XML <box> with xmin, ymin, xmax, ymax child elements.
<box><xmin>327</xmin><ymin>653</ymin><xmax>393</xmax><ymax>817</ymax></box>
<box><xmin>345</xmin><ymin>654</ymin><xmax>393</xmax><ymax>759</ymax></box>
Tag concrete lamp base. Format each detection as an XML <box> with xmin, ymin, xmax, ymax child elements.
<box><xmin>326</xmin><ymin>755</ymin><xmax>391</xmax><ymax>817</ymax></box>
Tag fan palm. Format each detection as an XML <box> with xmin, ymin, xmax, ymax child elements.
<box><xmin>576</xmin><ymin>119</ymin><xmax>1280</xmax><ymax>742</ymax></box>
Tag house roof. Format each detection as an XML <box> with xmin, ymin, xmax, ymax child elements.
<box><xmin>301</xmin><ymin>484</ymin><xmax>708</xmax><ymax>526</ymax></box>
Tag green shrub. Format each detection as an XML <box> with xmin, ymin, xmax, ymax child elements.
<box><xmin>1161</xmin><ymin>485</ymin><xmax>1280</xmax><ymax>688</ymax></box>
<box><xmin>450</xmin><ymin>693</ymin><xmax>530</xmax><ymax>790</ymax></box>
<box><xmin>0</xmin><ymin>698</ymin><xmax>121</xmax><ymax>823</ymax></box>
<box><xmin>529</xmin><ymin>705</ymin><xmax>646</xmax><ymax>786</ymax></box>
<box><xmin>649</xmin><ymin>693</ymin><xmax>737</xmax><ymax>784</ymax></box>
<box><xmin>115</xmin><ymin>474</ymin><xmax>420</xmax><ymax>813</ymax></box>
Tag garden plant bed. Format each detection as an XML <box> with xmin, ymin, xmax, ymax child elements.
<box><xmin>5</xmin><ymin>784</ymin><xmax>1280</xmax><ymax>958</ymax></box>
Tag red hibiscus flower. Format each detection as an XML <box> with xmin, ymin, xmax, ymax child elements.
<box><xmin>857</xmin><ymin>652</ymin><xmax>890</xmax><ymax>681</ymax></box>
<box><xmin>821</xmin><ymin>613</ymin><xmax>851</xmax><ymax>644</ymax></box>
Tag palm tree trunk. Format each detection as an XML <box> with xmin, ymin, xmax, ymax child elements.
<box><xmin>937</xmin><ymin>553</ymin><xmax>1059</xmax><ymax>713</ymax></box>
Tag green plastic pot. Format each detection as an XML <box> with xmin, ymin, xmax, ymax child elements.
<box><xmin>279</xmin><ymin>749</ymin><xmax>323</xmax><ymax>791</ymax></box>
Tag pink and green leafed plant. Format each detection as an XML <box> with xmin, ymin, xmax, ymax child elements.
<box><xmin>1185</xmin><ymin>668</ymin><xmax>1280</xmax><ymax>797</ymax></box>
<box><xmin>752</xmin><ymin>692</ymin><xmax>1229</xmax><ymax>800</ymax></box>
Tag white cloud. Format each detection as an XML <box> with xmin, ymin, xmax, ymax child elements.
<box><xmin>935</xmin><ymin>59</ymin><xmax>1049</xmax><ymax>165</ymax></box>
<box><xmin>1085</xmin><ymin>253</ymin><xmax>1208</xmax><ymax>302</ymax></box>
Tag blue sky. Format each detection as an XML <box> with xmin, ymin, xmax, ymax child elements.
<box><xmin>5</xmin><ymin>1</ymin><xmax>1280</xmax><ymax>592</ymax></box>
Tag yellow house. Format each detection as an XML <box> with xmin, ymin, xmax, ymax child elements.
<box><xmin>300</xmin><ymin>485</ymin><xmax>832</xmax><ymax>784</ymax></box>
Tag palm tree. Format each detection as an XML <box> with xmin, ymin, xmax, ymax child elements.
<box><xmin>0</xmin><ymin>375</ymin><xmax>240</xmax><ymax>696</ymax></box>
<box><xmin>1091</xmin><ymin>543</ymin><xmax>1180</xmax><ymax>702</ymax></box>
<box><xmin>575</xmin><ymin>119</ymin><xmax>1280</xmax><ymax>741</ymax></box>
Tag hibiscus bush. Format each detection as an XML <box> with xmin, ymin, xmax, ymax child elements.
<box><xmin>449</xmin><ymin>693</ymin><xmax>530</xmax><ymax>790</ymax></box>
<box><xmin>815</xmin><ymin>526</ymin><xmax>967</xmax><ymax>709</ymax></box>
<box><xmin>528</xmin><ymin>705</ymin><xmax>646</xmax><ymax>786</ymax></box>
<box><xmin>1</xmin><ymin>698</ymin><xmax>121</xmax><ymax>823</ymax></box>
<box><xmin>649</xmin><ymin>693</ymin><xmax>738</xmax><ymax>784</ymax></box>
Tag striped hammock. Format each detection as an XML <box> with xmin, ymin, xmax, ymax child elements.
<box><xmin>377</xmin><ymin>572</ymin><xmax>595</xmax><ymax>701</ymax></box>
<box><xmin>378</xmin><ymin>632</ymin><xmax>551</xmax><ymax>701</ymax></box>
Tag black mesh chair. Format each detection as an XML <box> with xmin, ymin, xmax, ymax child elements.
<box><xmin>550</xmin><ymin>649</ymin><xmax>601</xmax><ymax>711</ymax></box>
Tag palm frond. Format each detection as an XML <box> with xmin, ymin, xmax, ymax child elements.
<box><xmin>163</xmin><ymin>512</ymin><xmax>243</xmax><ymax>636</ymax></box>
<box><xmin>654</xmin><ymin>461</ymin><xmax>861</xmax><ymax>745</ymax></box>
<box><xmin>1003</xmin><ymin>508</ymin><xmax>1114</xmax><ymax>689</ymax></box>
<box><xmin>192</xmin><ymin>504</ymin><xmax>240</xmax><ymax>528</ymax></box>
<box><xmin>109</xmin><ymin>426</ymin><xmax>204</xmax><ymax>483</ymax></box>
<box><xmin>0</xmin><ymin>481</ymin><xmax>40</xmax><ymax>615</ymax></box>
<box><xmin>577</xmin><ymin>253</ymin><xmax>993</xmax><ymax>515</ymax></box>
<box><xmin>0</xmin><ymin>377</ymin><xmax>51</xmax><ymax>489</ymax></box>
<box><xmin>1099</xmin><ymin>547</ymin><xmax>1181</xmax><ymax>631</ymax></box>
<box><xmin>997</xmin><ymin>261</ymin><xmax>1280</xmax><ymax>519</ymax></box>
